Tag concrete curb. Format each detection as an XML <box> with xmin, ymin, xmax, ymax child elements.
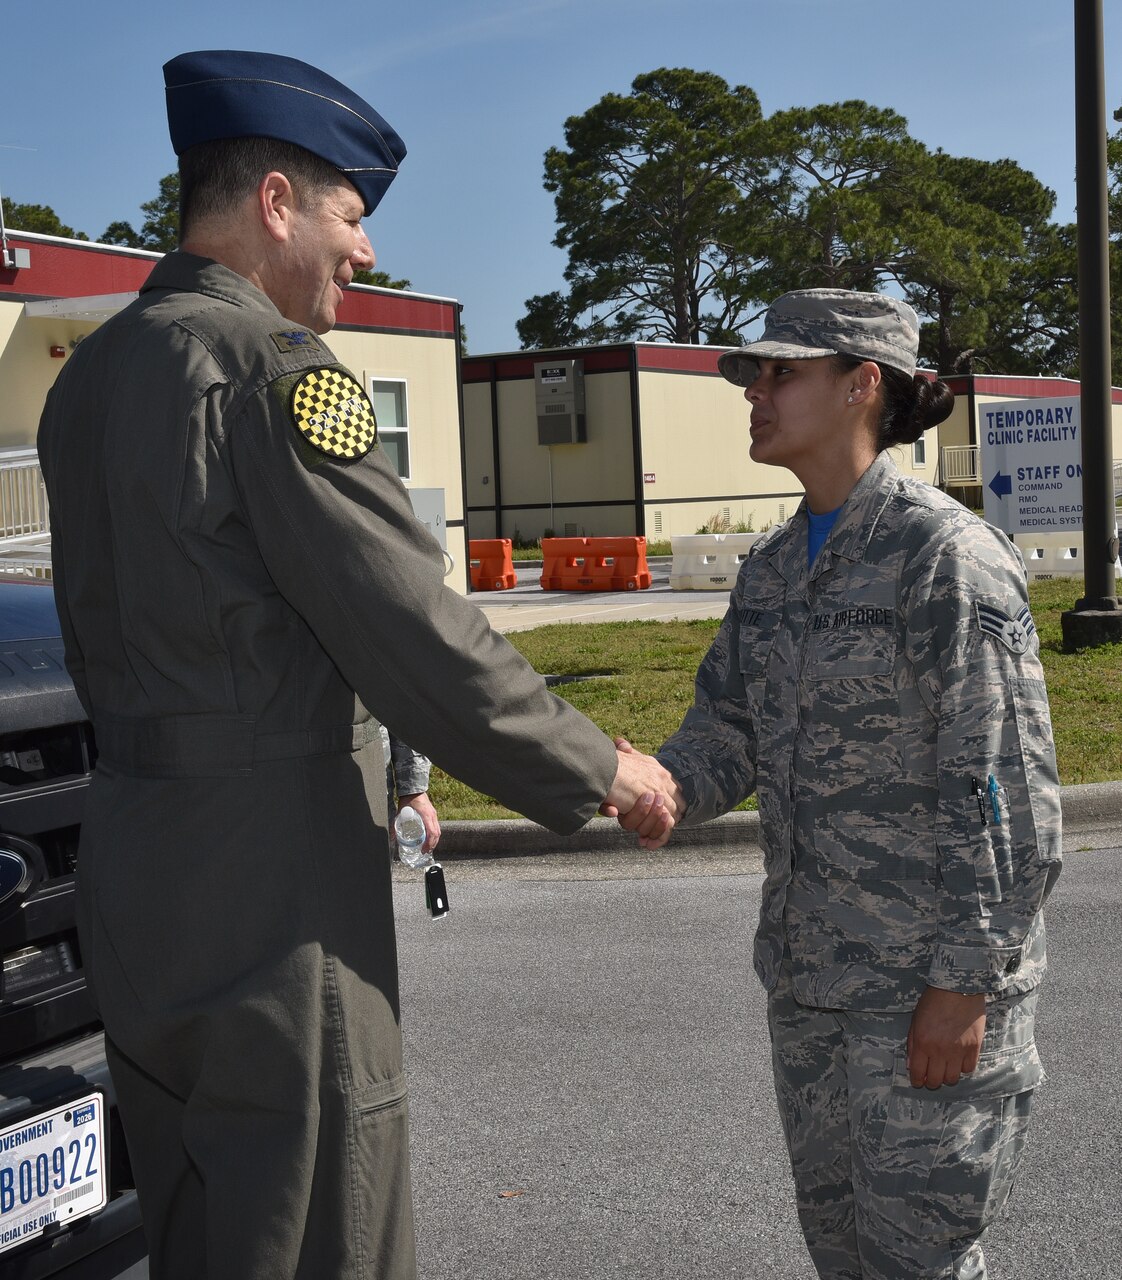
<box><xmin>438</xmin><ymin>780</ymin><xmax>1122</xmax><ymax>860</ymax></box>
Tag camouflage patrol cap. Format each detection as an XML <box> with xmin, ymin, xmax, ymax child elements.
<box><xmin>718</xmin><ymin>289</ymin><xmax>920</xmax><ymax>387</ymax></box>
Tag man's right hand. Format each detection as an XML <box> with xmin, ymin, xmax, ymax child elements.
<box><xmin>601</xmin><ymin>737</ymin><xmax>682</xmax><ymax>849</ymax></box>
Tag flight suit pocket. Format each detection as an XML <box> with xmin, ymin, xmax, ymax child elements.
<box><xmin>351</xmin><ymin>1074</ymin><xmax>415</xmax><ymax>1272</ymax></box>
<box><xmin>881</xmin><ymin>1041</ymin><xmax>1042</xmax><ymax>1240</ymax></box>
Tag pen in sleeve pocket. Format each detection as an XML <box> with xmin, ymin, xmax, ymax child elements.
<box><xmin>971</xmin><ymin>776</ymin><xmax>987</xmax><ymax>825</ymax></box>
<box><xmin>987</xmin><ymin>773</ymin><xmax>1002</xmax><ymax>825</ymax></box>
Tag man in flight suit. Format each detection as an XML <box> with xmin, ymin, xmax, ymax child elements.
<box><xmin>37</xmin><ymin>49</ymin><xmax>674</xmax><ymax>1280</ymax></box>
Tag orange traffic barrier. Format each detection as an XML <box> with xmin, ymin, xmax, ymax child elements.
<box><xmin>469</xmin><ymin>538</ymin><xmax>517</xmax><ymax>591</ymax></box>
<box><xmin>539</xmin><ymin>536</ymin><xmax>651</xmax><ymax>592</ymax></box>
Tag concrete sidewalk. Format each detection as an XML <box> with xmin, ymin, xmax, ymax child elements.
<box><xmin>467</xmin><ymin>556</ymin><xmax>730</xmax><ymax>633</ymax></box>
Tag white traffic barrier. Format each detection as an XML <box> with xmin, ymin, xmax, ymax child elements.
<box><xmin>669</xmin><ymin>532</ymin><xmax>760</xmax><ymax>590</ymax></box>
<box><xmin>1014</xmin><ymin>531</ymin><xmax>1121</xmax><ymax>581</ymax></box>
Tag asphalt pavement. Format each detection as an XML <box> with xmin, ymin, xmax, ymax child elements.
<box><xmin>395</xmin><ymin>844</ymin><xmax>1122</xmax><ymax>1280</ymax></box>
<box><xmin>395</xmin><ymin>564</ymin><xmax>1122</xmax><ymax>1278</ymax></box>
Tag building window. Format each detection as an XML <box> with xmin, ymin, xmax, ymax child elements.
<box><xmin>912</xmin><ymin>437</ymin><xmax>927</xmax><ymax>468</ymax></box>
<box><xmin>370</xmin><ymin>379</ymin><xmax>410</xmax><ymax>478</ymax></box>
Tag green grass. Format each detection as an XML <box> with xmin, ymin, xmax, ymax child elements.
<box><xmin>1029</xmin><ymin>578</ymin><xmax>1122</xmax><ymax>785</ymax></box>
<box><xmin>428</xmin><ymin>580</ymin><xmax>1122</xmax><ymax>819</ymax></box>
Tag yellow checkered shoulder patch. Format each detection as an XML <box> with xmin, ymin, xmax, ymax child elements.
<box><xmin>290</xmin><ymin>368</ymin><xmax>378</xmax><ymax>458</ymax></box>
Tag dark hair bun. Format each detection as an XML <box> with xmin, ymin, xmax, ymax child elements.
<box><xmin>912</xmin><ymin>375</ymin><xmax>955</xmax><ymax>432</ymax></box>
<box><xmin>879</xmin><ymin>371</ymin><xmax>954</xmax><ymax>448</ymax></box>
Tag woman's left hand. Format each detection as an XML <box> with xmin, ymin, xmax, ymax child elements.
<box><xmin>906</xmin><ymin>986</ymin><xmax>987</xmax><ymax>1089</ymax></box>
<box><xmin>399</xmin><ymin>791</ymin><xmax>441</xmax><ymax>853</ymax></box>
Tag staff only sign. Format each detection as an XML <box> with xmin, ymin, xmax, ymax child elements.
<box><xmin>979</xmin><ymin>396</ymin><xmax>1083</xmax><ymax>534</ymax></box>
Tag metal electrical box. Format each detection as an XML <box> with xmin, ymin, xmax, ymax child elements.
<box><xmin>407</xmin><ymin>487</ymin><xmax>447</xmax><ymax>549</ymax></box>
<box><xmin>534</xmin><ymin>360</ymin><xmax>587</xmax><ymax>445</ymax></box>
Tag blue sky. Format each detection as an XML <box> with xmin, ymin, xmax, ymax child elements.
<box><xmin>2</xmin><ymin>0</ymin><xmax>1118</xmax><ymax>353</ymax></box>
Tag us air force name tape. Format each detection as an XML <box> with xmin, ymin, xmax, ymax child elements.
<box><xmin>163</xmin><ymin>49</ymin><xmax>407</xmax><ymax>216</ymax></box>
<box><xmin>291</xmin><ymin>368</ymin><xmax>378</xmax><ymax>459</ymax></box>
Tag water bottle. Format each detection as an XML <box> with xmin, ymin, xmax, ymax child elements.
<box><xmin>394</xmin><ymin>805</ymin><xmax>432</xmax><ymax>870</ymax></box>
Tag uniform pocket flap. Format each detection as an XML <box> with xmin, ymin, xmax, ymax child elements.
<box><xmin>894</xmin><ymin>1039</ymin><xmax>1043</xmax><ymax>1100</ymax></box>
<box><xmin>353</xmin><ymin>1072</ymin><xmax>408</xmax><ymax>1114</ymax></box>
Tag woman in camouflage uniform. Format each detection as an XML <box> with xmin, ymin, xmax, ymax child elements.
<box><xmin>654</xmin><ymin>290</ymin><xmax>1062</xmax><ymax>1279</ymax></box>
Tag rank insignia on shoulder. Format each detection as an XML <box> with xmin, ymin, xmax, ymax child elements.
<box><xmin>271</xmin><ymin>329</ymin><xmax>323</xmax><ymax>354</ymax></box>
<box><xmin>290</xmin><ymin>367</ymin><xmax>378</xmax><ymax>458</ymax></box>
<box><xmin>975</xmin><ymin>601</ymin><xmax>1035</xmax><ymax>655</ymax></box>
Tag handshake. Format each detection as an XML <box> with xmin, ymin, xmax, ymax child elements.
<box><xmin>599</xmin><ymin>737</ymin><xmax>683</xmax><ymax>850</ymax></box>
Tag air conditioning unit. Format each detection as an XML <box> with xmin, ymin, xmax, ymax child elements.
<box><xmin>534</xmin><ymin>360</ymin><xmax>586</xmax><ymax>445</ymax></box>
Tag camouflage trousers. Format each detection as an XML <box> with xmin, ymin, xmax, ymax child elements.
<box><xmin>767</xmin><ymin>961</ymin><xmax>1042</xmax><ymax>1279</ymax></box>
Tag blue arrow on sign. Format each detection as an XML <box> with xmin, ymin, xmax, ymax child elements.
<box><xmin>989</xmin><ymin>471</ymin><xmax>1013</xmax><ymax>499</ymax></box>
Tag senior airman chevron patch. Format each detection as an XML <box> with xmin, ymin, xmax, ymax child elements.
<box><xmin>976</xmin><ymin>601</ymin><xmax>1035</xmax><ymax>655</ymax></box>
<box><xmin>291</xmin><ymin>368</ymin><xmax>378</xmax><ymax>458</ymax></box>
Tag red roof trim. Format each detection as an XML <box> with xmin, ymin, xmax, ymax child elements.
<box><xmin>943</xmin><ymin>373</ymin><xmax>1122</xmax><ymax>404</ymax></box>
<box><xmin>462</xmin><ymin>347</ymin><xmax>633</xmax><ymax>381</ymax></box>
<box><xmin>336</xmin><ymin>289</ymin><xmax>458</xmax><ymax>337</ymax></box>
<box><xmin>636</xmin><ymin>344</ymin><xmax>724</xmax><ymax>374</ymax></box>
<box><xmin>463</xmin><ymin>342</ymin><xmax>735</xmax><ymax>381</ymax></box>
<box><xmin>0</xmin><ymin>234</ymin><xmax>156</xmax><ymax>300</ymax></box>
<box><xmin>0</xmin><ymin>233</ymin><xmax>458</xmax><ymax>337</ymax></box>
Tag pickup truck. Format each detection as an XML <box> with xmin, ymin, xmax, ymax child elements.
<box><xmin>0</xmin><ymin>577</ymin><xmax>146</xmax><ymax>1278</ymax></box>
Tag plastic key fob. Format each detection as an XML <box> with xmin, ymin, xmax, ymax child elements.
<box><xmin>425</xmin><ymin>863</ymin><xmax>449</xmax><ymax>918</ymax></box>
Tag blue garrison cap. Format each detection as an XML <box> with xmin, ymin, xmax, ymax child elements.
<box><xmin>163</xmin><ymin>50</ymin><xmax>406</xmax><ymax>216</ymax></box>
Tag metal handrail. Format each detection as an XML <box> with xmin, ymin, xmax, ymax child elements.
<box><xmin>0</xmin><ymin>448</ymin><xmax>50</xmax><ymax>542</ymax></box>
<box><xmin>939</xmin><ymin>445</ymin><xmax>981</xmax><ymax>485</ymax></box>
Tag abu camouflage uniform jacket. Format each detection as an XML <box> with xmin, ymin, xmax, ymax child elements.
<box><xmin>658</xmin><ymin>453</ymin><xmax>1063</xmax><ymax>1012</ymax></box>
<box><xmin>379</xmin><ymin>724</ymin><xmax>432</xmax><ymax>805</ymax></box>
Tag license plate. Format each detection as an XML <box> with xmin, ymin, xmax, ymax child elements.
<box><xmin>0</xmin><ymin>1092</ymin><xmax>108</xmax><ymax>1255</ymax></box>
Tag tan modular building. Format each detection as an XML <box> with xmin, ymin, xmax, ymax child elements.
<box><xmin>7</xmin><ymin>236</ymin><xmax>1117</xmax><ymax>585</ymax></box>
<box><xmin>0</xmin><ymin>230</ymin><xmax>469</xmax><ymax>589</ymax></box>
<box><xmin>463</xmin><ymin>347</ymin><xmax>1122</xmax><ymax>552</ymax></box>
<box><xmin>462</xmin><ymin>343</ymin><xmax>940</xmax><ymax>544</ymax></box>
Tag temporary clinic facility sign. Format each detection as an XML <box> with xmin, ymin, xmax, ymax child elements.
<box><xmin>979</xmin><ymin>396</ymin><xmax>1083</xmax><ymax>534</ymax></box>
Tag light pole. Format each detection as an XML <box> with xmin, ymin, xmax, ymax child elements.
<box><xmin>1062</xmin><ymin>0</ymin><xmax>1122</xmax><ymax>649</ymax></box>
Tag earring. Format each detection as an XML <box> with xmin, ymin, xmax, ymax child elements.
<box><xmin>847</xmin><ymin>395</ymin><xmax>854</xmax><ymax>403</ymax></box>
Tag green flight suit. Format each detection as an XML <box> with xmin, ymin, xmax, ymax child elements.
<box><xmin>37</xmin><ymin>252</ymin><xmax>617</xmax><ymax>1280</ymax></box>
